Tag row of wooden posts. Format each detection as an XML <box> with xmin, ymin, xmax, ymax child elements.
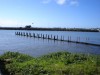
<box><xmin>15</xmin><ymin>32</ymin><xmax>100</xmax><ymax>46</ymax></box>
<box><xmin>15</xmin><ymin>32</ymin><xmax>82</xmax><ymax>42</ymax></box>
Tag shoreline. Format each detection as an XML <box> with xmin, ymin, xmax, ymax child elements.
<box><xmin>0</xmin><ymin>27</ymin><xmax>99</xmax><ymax>32</ymax></box>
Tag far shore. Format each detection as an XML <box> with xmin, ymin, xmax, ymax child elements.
<box><xmin>0</xmin><ymin>27</ymin><xmax>99</xmax><ymax>32</ymax></box>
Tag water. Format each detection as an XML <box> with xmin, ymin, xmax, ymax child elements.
<box><xmin>0</xmin><ymin>30</ymin><xmax>100</xmax><ymax>57</ymax></box>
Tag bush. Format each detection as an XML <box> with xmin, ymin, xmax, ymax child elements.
<box><xmin>0</xmin><ymin>51</ymin><xmax>100</xmax><ymax>75</ymax></box>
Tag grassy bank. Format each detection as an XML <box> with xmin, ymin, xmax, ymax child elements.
<box><xmin>0</xmin><ymin>51</ymin><xmax>100</xmax><ymax>75</ymax></box>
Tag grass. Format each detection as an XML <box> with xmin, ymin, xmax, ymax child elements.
<box><xmin>0</xmin><ymin>51</ymin><xmax>100</xmax><ymax>75</ymax></box>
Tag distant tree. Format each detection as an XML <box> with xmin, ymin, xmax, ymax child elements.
<box><xmin>19</xmin><ymin>27</ymin><xmax>22</xmax><ymax>29</ymax></box>
<box><xmin>25</xmin><ymin>25</ymin><xmax>31</xmax><ymax>28</ymax></box>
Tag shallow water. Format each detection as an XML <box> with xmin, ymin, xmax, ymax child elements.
<box><xmin>0</xmin><ymin>30</ymin><xmax>100</xmax><ymax>57</ymax></box>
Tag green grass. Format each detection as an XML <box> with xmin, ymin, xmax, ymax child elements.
<box><xmin>0</xmin><ymin>51</ymin><xmax>100</xmax><ymax>75</ymax></box>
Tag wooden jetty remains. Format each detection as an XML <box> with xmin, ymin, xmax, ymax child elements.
<box><xmin>15</xmin><ymin>32</ymin><xmax>100</xmax><ymax>46</ymax></box>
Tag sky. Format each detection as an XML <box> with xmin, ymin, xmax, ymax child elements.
<box><xmin>0</xmin><ymin>0</ymin><xmax>100</xmax><ymax>28</ymax></box>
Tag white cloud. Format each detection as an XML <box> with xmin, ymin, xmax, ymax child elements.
<box><xmin>55</xmin><ymin>0</ymin><xmax>66</xmax><ymax>5</ymax></box>
<box><xmin>42</xmin><ymin>0</ymin><xmax>67</xmax><ymax>5</ymax></box>
<box><xmin>42</xmin><ymin>0</ymin><xmax>79</xmax><ymax>6</ymax></box>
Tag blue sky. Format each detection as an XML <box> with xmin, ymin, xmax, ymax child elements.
<box><xmin>0</xmin><ymin>0</ymin><xmax>100</xmax><ymax>28</ymax></box>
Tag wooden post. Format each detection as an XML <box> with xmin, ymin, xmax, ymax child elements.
<box><xmin>23</xmin><ymin>32</ymin><xmax>25</xmax><ymax>36</ymax></box>
<box><xmin>41</xmin><ymin>34</ymin><xmax>42</xmax><ymax>38</ymax></box>
<box><xmin>19</xmin><ymin>32</ymin><xmax>20</xmax><ymax>35</ymax></box>
<box><xmin>18</xmin><ymin>32</ymin><xmax>19</xmax><ymax>35</ymax></box>
<box><xmin>37</xmin><ymin>34</ymin><xmax>39</xmax><ymax>38</ymax></box>
<box><xmin>43</xmin><ymin>34</ymin><xmax>44</xmax><ymax>39</ymax></box>
<box><xmin>24</xmin><ymin>32</ymin><xmax>26</xmax><ymax>36</ymax></box>
<box><xmin>17</xmin><ymin>32</ymin><xmax>18</xmax><ymax>35</ymax></box>
<box><xmin>34</xmin><ymin>33</ymin><xmax>36</xmax><ymax>38</ymax></box>
<box><xmin>26</xmin><ymin>33</ymin><xmax>28</xmax><ymax>37</ymax></box>
<box><xmin>54</xmin><ymin>35</ymin><xmax>56</xmax><ymax>40</ymax></box>
<box><xmin>37</xmin><ymin>34</ymin><xmax>40</xmax><ymax>38</ymax></box>
<box><xmin>38</xmin><ymin>34</ymin><xmax>40</xmax><ymax>38</ymax></box>
<box><xmin>21</xmin><ymin>32</ymin><xmax>23</xmax><ymax>36</ymax></box>
<box><xmin>48</xmin><ymin>35</ymin><xmax>49</xmax><ymax>39</ymax></box>
<box><xmin>61</xmin><ymin>36</ymin><xmax>62</xmax><ymax>41</ymax></box>
<box><xmin>29</xmin><ymin>33</ymin><xmax>30</xmax><ymax>37</ymax></box>
<box><xmin>28</xmin><ymin>33</ymin><xmax>29</xmax><ymax>37</ymax></box>
<box><xmin>27</xmin><ymin>33</ymin><xmax>28</xmax><ymax>37</ymax></box>
<box><xmin>29</xmin><ymin>33</ymin><xmax>32</xmax><ymax>37</ymax></box>
<box><xmin>16</xmin><ymin>32</ymin><xmax>18</xmax><ymax>35</ymax></box>
<box><xmin>15</xmin><ymin>32</ymin><xmax>16</xmax><ymax>35</ymax></box>
<box><xmin>86</xmin><ymin>37</ymin><xmax>87</xmax><ymax>42</ymax></box>
<box><xmin>22</xmin><ymin>32</ymin><xmax>24</xmax><ymax>36</ymax></box>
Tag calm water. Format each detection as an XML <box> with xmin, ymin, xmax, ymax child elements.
<box><xmin>0</xmin><ymin>30</ymin><xmax>100</xmax><ymax>57</ymax></box>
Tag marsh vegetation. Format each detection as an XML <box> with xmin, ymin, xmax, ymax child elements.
<box><xmin>0</xmin><ymin>51</ymin><xmax>100</xmax><ymax>75</ymax></box>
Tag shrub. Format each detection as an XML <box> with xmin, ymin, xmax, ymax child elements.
<box><xmin>0</xmin><ymin>51</ymin><xmax>100</xmax><ymax>75</ymax></box>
